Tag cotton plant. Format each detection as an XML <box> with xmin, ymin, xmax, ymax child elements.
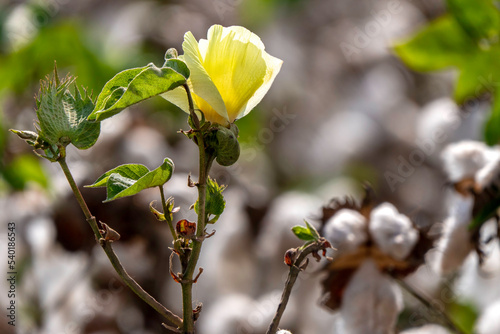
<box><xmin>317</xmin><ymin>188</ymin><xmax>428</xmax><ymax>334</ymax></box>
<box><xmin>437</xmin><ymin>141</ymin><xmax>500</xmax><ymax>274</ymax></box>
<box><xmin>11</xmin><ymin>24</ymin><xmax>282</xmax><ymax>334</ymax></box>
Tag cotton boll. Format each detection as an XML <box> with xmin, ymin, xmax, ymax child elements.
<box><xmin>323</xmin><ymin>209</ymin><xmax>368</xmax><ymax>254</ymax></box>
<box><xmin>400</xmin><ymin>325</ymin><xmax>450</xmax><ymax>334</ymax></box>
<box><xmin>475</xmin><ymin>149</ymin><xmax>500</xmax><ymax>191</ymax></box>
<box><xmin>435</xmin><ymin>193</ymin><xmax>474</xmax><ymax>274</ymax></box>
<box><xmin>441</xmin><ymin>141</ymin><xmax>490</xmax><ymax>182</ymax></box>
<box><xmin>337</xmin><ymin>259</ymin><xmax>402</xmax><ymax>334</ymax></box>
<box><xmin>454</xmin><ymin>219</ymin><xmax>500</xmax><ymax>310</ymax></box>
<box><xmin>369</xmin><ymin>203</ymin><xmax>419</xmax><ymax>260</ymax></box>
<box><xmin>476</xmin><ymin>301</ymin><xmax>500</xmax><ymax>334</ymax></box>
<box><xmin>276</xmin><ymin>331</ymin><xmax>293</xmax><ymax>334</ymax></box>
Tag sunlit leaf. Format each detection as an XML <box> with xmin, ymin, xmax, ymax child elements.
<box><xmin>87</xmin><ymin>158</ymin><xmax>174</xmax><ymax>202</ymax></box>
<box><xmin>88</xmin><ymin>60</ymin><xmax>189</xmax><ymax>122</ymax></box>
<box><xmin>291</xmin><ymin>225</ymin><xmax>315</xmax><ymax>241</ymax></box>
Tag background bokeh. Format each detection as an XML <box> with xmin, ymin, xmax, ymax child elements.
<box><xmin>0</xmin><ymin>0</ymin><xmax>496</xmax><ymax>333</ymax></box>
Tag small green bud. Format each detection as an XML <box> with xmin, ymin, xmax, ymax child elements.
<box><xmin>165</xmin><ymin>48</ymin><xmax>179</xmax><ymax>60</ymax></box>
<box><xmin>9</xmin><ymin>129</ymin><xmax>38</xmax><ymax>141</ymax></box>
<box><xmin>214</xmin><ymin>124</ymin><xmax>240</xmax><ymax>166</ymax></box>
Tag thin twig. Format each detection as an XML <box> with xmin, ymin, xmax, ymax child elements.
<box><xmin>58</xmin><ymin>157</ymin><xmax>183</xmax><ymax>328</ymax></box>
<box><xmin>159</xmin><ymin>185</ymin><xmax>178</xmax><ymax>240</ymax></box>
<box><xmin>396</xmin><ymin>278</ymin><xmax>466</xmax><ymax>334</ymax></box>
<box><xmin>266</xmin><ymin>241</ymin><xmax>328</xmax><ymax>334</ymax></box>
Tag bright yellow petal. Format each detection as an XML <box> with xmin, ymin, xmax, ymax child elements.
<box><xmin>236</xmin><ymin>45</ymin><xmax>282</xmax><ymax>120</ymax></box>
<box><xmin>203</xmin><ymin>25</ymin><xmax>270</xmax><ymax>123</ymax></box>
<box><xmin>183</xmin><ymin>31</ymin><xmax>229</xmax><ymax>123</ymax></box>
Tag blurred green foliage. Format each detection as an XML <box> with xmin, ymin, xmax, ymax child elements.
<box><xmin>2</xmin><ymin>154</ymin><xmax>49</xmax><ymax>190</ymax></box>
<box><xmin>395</xmin><ymin>0</ymin><xmax>500</xmax><ymax>145</ymax></box>
<box><xmin>447</xmin><ymin>301</ymin><xmax>478</xmax><ymax>334</ymax></box>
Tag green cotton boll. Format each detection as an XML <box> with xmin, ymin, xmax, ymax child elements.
<box><xmin>214</xmin><ymin>124</ymin><xmax>240</xmax><ymax>166</ymax></box>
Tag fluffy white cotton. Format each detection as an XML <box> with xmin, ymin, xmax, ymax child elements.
<box><xmin>336</xmin><ymin>259</ymin><xmax>402</xmax><ymax>334</ymax></box>
<box><xmin>475</xmin><ymin>155</ymin><xmax>500</xmax><ymax>191</ymax></box>
<box><xmin>441</xmin><ymin>141</ymin><xmax>500</xmax><ymax>185</ymax></box>
<box><xmin>276</xmin><ymin>330</ymin><xmax>292</xmax><ymax>334</ymax></box>
<box><xmin>441</xmin><ymin>141</ymin><xmax>491</xmax><ymax>182</ymax></box>
<box><xmin>435</xmin><ymin>193</ymin><xmax>474</xmax><ymax>274</ymax></box>
<box><xmin>476</xmin><ymin>301</ymin><xmax>500</xmax><ymax>334</ymax></box>
<box><xmin>369</xmin><ymin>203</ymin><xmax>419</xmax><ymax>260</ymax></box>
<box><xmin>400</xmin><ymin>325</ymin><xmax>450</xmax><ymax>334</ymax></box>
<box><xmin>323</xmin><ymin>209</ymin><xmax>368</xmax><ymax>253</ymax></box>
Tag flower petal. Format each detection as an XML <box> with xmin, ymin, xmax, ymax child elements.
<box><xmin>183</xmin><ymin>30</ymin><xmax>229</xmax><ymax>123</ymax></box>
<box><xmin>161</xmin><ymin>86</ymin><xmax>191</xmax><ymax>113</ymax></box>
<box><xmin>203</xmin><ymin>25</ymin><xmax>281</xmax><ymax>122</ymax></box>
<box><xmin>236</xmin><ymin>50</ymin><xmax>283</xmax><ymax>120</ymax></box>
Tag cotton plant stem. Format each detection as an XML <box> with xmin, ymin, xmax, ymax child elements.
<box><xmin>180</xmin><ymin>131</ymin><xmax>212</xmax><ymax>334</ymax></box>
<box><xmin>266</xmin><ymin>242</ymin><xmax>326</xmax><ymax>334</ymax></box>
<box><xmin>57</xmin><ymin>157</ymin><xmax>183</xmax><ymax>328</ymax></box>
<box><xmin>396</xmin><ymin>279</ymin><xmax>466</xmax><ymax>334</ymax></box>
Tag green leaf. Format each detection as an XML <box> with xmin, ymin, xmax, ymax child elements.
<box><xmin>194</xmin><ymin>177</ymin><xmax>226</xmax><ymax>219</ymax></box>
<box><xmin>305</xmin><ymin>220</ymin><xmax>320</xmax><ymax>240</ymax></box>
<box><xmin>291</xmin><ymin>225</ymin><xmax>315</xmax><ymax>241</ymax></box>
<box><xmin>88</xmin><ymin>158</ymin><xmax>174</xmax><ymax>202</ymax></box>
<box><xmin>394</xmin><ymin>16</ymin><xmax>475</xmax><ymax>72</ymax></box>
<box><xmin>447</xmin><ymin>301</ymin><xmax>478</xmax><ymax>334</ymax></box>
<box><xmin>446</xmin><ymin>0</ymin><xmax>500</xmax><ymax>42</ymax></box>
<box><xmin>88</xmin><ymin>60</ymin><xmax>189</xmax><ymax>122</ymax></box>
<box><xmin>484</xmin><ymin>88</ymin><xmax>500</xmax><ymax>145</ymax></box>
<box><xmin>36</xmin><ymin>68</ymin><xmax>100</xmax><ymax>149</ymax></box>
<box><xmin>86</xmin><ymin>164</ymin><xmax>150</xmax><ymax>188</ymax></box>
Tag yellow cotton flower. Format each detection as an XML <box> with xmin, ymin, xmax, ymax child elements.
<box><xmin>162</xmin><ymin>25</ymin><xmax>283</xmax><ymax>126</ymax></box>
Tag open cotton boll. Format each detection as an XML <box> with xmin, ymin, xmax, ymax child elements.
<box><xmin>323</xmin><ymin>209</ymin><xmax>368</xmax><ymax>253</ymax></box>
<box><xmin>441</xmin><ymin>141</ymin><xmax>490</xmax><ymax>182</ymax></box>
<box><xmin>436</xmin><ymin>193</ymin><xmax>474</xmax><ymax>274</ymax></box>
<box><xmin>336</xmin><ymin>259</ymin><xmax>402</xmax><ymax>334</ymax></box>
<box><xmin>276</xmin><ymin>331</ymin><xmax>293</xmax><ymax>334</ymax></box>
<box><xmin>476</xmin><ymin>301</ymin><xmax>500</xmax><ymax>334</ymax></box>
<box><xmin>475</xmin><ymin>149</ymin><xmax>500</xmax><ymax>191</ymax></box>
<box><xmin>369</xmin><ymin>203</ymin><xmax>419</xmax><ymax>260</ymax></box>
<box><xmin>400</xmin><ymin>325</ymin><xmax>451</xmax><ymax>334</ymax></box>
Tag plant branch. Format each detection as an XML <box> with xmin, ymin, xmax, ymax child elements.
<box><xmin>266</xmin><ymin>241</ymin><xmax>328</xmax><ymax>334</ymax></box>
<box><xmin>183</xmin><ymin>83</ymin><xmax>199</xmax><ymax>129</ymax></box>
<box><xmin>180</xmin><ymin>130</ymin><xmax>214</xmax><ymax>334</ymax></box>
<box><xmin>159</xmin><ymin>185</ymin><xmax>178</xmax><ymax>240</ymax></box>
<box><xmin>57</xmin><ymin>156</ymin><xmax>183</xmax><ymax>329</ymax></box>
<box><xmin>396</xmin><ymin>278</ymin><xmax>466</xmax><ymax>334</ymax></box>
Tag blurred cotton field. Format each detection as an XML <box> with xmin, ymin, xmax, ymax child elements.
<box><xmin>1</xmin><ymin>0</ymin><xmax>500</xmax><ymax>333</ymax></box>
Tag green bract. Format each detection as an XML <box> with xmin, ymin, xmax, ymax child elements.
<box><xmin>194</xmin><ymin>177</ymin><xmax>226</xmax><ymax>222</ymax></box>
<box><xmin>35</xmin><ymin>69</ymin><xmax>100</xmax><ymax>149</ymax></box>
<box><xmin>394</xmin><ymin>0</ymin><xmax>500</xmax><ymax>144</ymax></box>
<box><xmin>88</xmin><ymin>59</ymin><xmax>190</xmax><ymax>122</ymax></box>
<box><xmin>87</xmin><ymin>158</ymin><xmax>174</xmax><ymax>202</ymax></box>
